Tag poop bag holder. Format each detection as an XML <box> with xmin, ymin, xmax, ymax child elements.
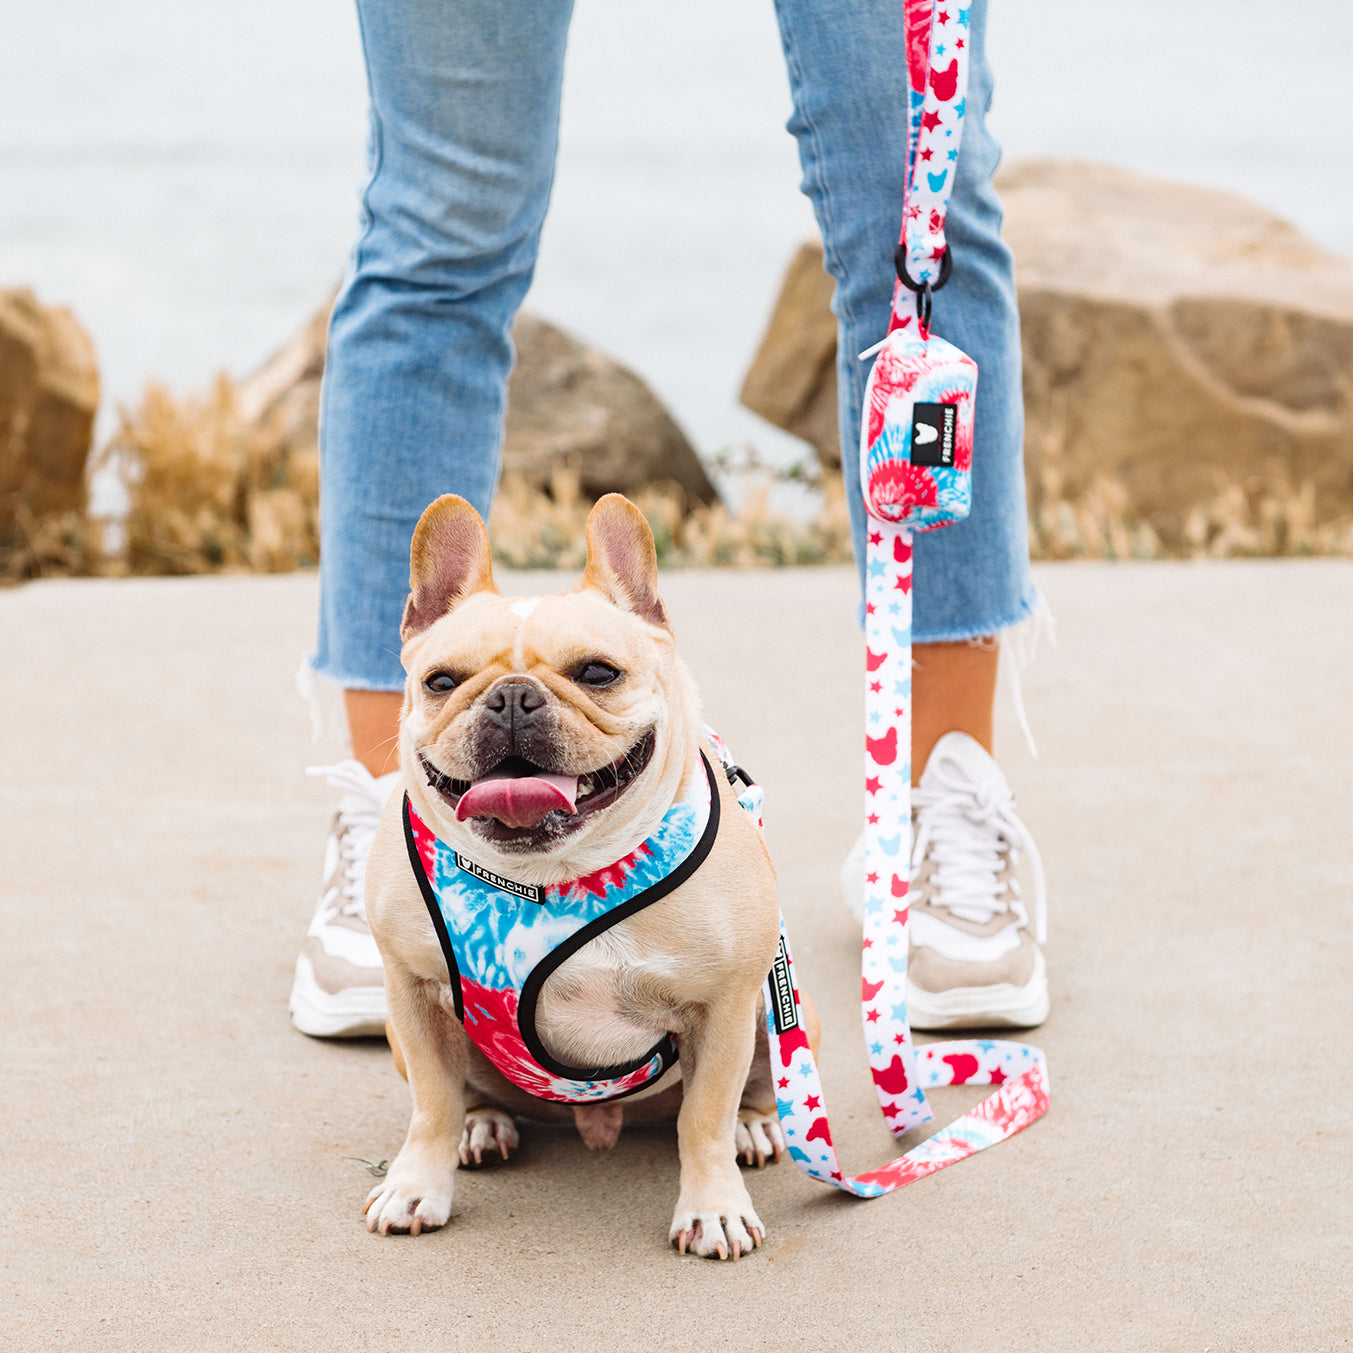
<box><xmin>861</xmin><ymin>331</ymin><xmax>975</xmax><ymax>531</ymax></box>
<box><xmin>858</xmin><ymin>0</ymin><xmax>979</xmax><ymax>533</ymax></box>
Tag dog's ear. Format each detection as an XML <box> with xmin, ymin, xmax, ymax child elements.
<box><xmin>581</xmin><ymin>494</ymin><xmax>670</xmax><ymax>632</ymax></box>
<box><xmin>401</xmin><ymin>495</ymin><xmax>498</xmax><ymax>641</ymax></box>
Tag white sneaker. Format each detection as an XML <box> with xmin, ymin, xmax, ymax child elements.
<box><xmin>840</xmin><ymin>731</ymin><xmax>1048</xmax><ymax>1030</ymax></box>
<box><xmin>289</xmin><ymin>760</ymin><xmax>399</xmax><ymax>1038</ymax></box>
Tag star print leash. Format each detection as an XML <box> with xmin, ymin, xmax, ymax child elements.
<box><xmin>761</xmin><ymin>523</ymin><xmax>1050</xmax><ymax>1197</ymax></box>
<box><xmin>890</xmin><ymin>0</ymin><xmax>972</xmax><ymax>335</ymax></box>
<box><xmin>762</xmin><ymin>0</ymin><xmax>1049</xmax><ymax>1198</ymax></box>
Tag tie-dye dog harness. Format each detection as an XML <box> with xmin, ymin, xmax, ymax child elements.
<box><xmin>402</xmin><ymin>741</ymin><xmax>762</xmax><ymax>1105</ymax></box>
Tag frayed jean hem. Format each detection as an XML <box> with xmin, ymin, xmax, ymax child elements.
<box><xmin>856</xmin><ymin>582</ymin><xmax>1042</xmax><ymax>643</ymax></box>
<box><xmin>912</xmin><ymin>585</ymin><xmax>1041</xmax><ymax>646</ymax></box>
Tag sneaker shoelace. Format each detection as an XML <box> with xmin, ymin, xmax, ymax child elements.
<box><xmin>307</xmin><ymin>760</ymin><xmax>388</xmax><ymax>923</ymax></box>
<box><xmin>911</xmin><ymin>761</ymin><xmax>1047</xmax><ymax>945</ymax></box>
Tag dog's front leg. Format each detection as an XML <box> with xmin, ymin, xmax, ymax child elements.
<box><xmin>669</xmin><ymin>993</ymin><xmax>766</xmax><ymax>1260</ymax></box>
<box><xmin>364</xmin><ymin>964</ymin><xmax>467</xmax><ymax>1236</ymax></box>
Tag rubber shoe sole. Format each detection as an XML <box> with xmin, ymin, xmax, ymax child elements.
<box><xmin>289</xmin><ymin>953</ymin><xmax>388</xmax><ymax>1038</ymax></box>
<box><xmin>907</xmin><ymin>948</ymin><xmax>1050</xmax><ymax>1031</ymax></box>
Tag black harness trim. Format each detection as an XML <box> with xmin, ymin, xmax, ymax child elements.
<box><xmin>403</xmin><ymin>793</ymin><xmax>466</xmax><ymax>1022</ymax></box>
<box><xmin>516</xmin><ymin>752</ymin><xmax>721</xmax><ymax>1090</ymax></box>
<box><xmin>403</xmin><ymin>751</ymin><xmax>725</xmax><ymax>1103</ymax></box>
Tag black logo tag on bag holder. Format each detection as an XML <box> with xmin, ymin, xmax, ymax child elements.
<box><xmin>910</xmin><ymin>401</ymin><xmax>957</xmax><ymax>467</ymax></box>
<box><xmin>769</xmin><ymin>936</ymin><xmax>799</xmax><ymax>1034</ymax></box>
<box><xmin>455</xmin><ymin>851</ymin><xmax>544</xmax><ymax>904</ymax></box>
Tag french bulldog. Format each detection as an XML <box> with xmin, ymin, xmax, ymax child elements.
<box><xmin>360</xmin><ymin>493</ymin><xmax>815</xmax><ymax>1260</ymax></box>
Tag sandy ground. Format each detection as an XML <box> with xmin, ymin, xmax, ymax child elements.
<box><xmin>4</xmin><ymin>562</ymin><xmax>1350</xmax><ymax>1351</ymax></box>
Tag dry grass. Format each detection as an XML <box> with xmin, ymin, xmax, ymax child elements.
<box><xmin>1026</xmin><ymin>464</ymin><xmax>1353</xmax><ymax>561</ymax></box>
<box><xmin>489</xmin><ymin>461</ymin><xmax>852</xmax><ymax>569</ymax></box>
<box><xmin>5</xmin><ymin>368</ymin><xmax>1350</xmax><ymax>584</ymax></box>
<box><xmin>0</xmin><ymin>503</ymin><xmax>105</xmax><ymax>583</ymax></box>
<box><xmin>99</xmin><ymin>373</ymin><xmax>855</xmax><ymax>574</ymax></box>
<box><xmin>100</xmin><ymin>374</ymin><xmax>320</xmax><ymax>575</ymax></box>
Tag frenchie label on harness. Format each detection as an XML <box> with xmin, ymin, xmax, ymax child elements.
<box><xmin>454</xmin><ymin>850</ymin><xmax>544</xmax><ymax>904</ymax></box>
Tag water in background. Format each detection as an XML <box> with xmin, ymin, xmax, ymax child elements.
<box><xmin>2</xmin><ymin>0</ymin><xmax>1350</xmax><ymax>493</ymax></box>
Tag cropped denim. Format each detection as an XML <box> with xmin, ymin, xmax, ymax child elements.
<box><xmin>314</xmin><ymin>0</ymin><xmax>1036</xmax><ymax>691</ymax></box>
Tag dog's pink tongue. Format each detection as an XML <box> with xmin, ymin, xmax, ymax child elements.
<box><xmin>455</xmin><ymin>771</ymin><xmax>578</xmax><ymax>829</ymax></box>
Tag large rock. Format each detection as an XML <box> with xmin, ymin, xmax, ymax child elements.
<box><xmin>236</xmin><ymin>303</ymin><xmax>717</xmax><ymax>507</ymax></box>
<box><xmin>505</xmin><ymin>314</ymin><xmax>716</xmax><ymax>505</ymax></box>
<box><xmin>739</xmin><ymin>242</ymin><xmax>841</xmax><ymax>469</ymax></box>
<box><xmin>740</xmin><ymin>162</ymin><xmax>1353</xmax><ymax>552</ymax></box>
<box><xmin>0</xmin><ymin>288</ymin><xmax>99</xmax><ymax>543</ymax></box>
<box><xmin>114</xmin><ymin>304</ymin><xmax>717</xmax><ymax>575</ymax></box>
<box><xmin>1003</xmin><ymin>160</ymin><xmax>1353</xmax><ymax>550</ymax></box>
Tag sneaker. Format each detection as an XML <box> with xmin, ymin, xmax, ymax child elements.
<box><xmin>839</xmin><ymin>731</ymin><xmax>1048</xmax><ymax>1030</ymax></box>
<box><xmin>289</xmin><ymin>760</ymin><xmax>400</xmax><ymax>1038</ymax></box>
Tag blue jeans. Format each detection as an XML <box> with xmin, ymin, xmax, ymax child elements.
<box><xmin>314</xmin><ymin>0</ymin><xmax>1036</xmax><ymax>691</ymax></box>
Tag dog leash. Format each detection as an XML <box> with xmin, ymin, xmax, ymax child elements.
<box><xmin>763</xmin><ymin>0</ymin><xmax>1050</xmax><ymax>1197</ymax></box>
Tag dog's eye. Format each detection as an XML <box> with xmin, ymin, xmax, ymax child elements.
<box><xmin>424</xmin><ymin>671</ymin><xmax>459</xmax><ymax>695</ymax></box>
<box><xmin>574</xmin><ymin>661</ymin><xmax>621</xmax><ymax>688</ymax></box>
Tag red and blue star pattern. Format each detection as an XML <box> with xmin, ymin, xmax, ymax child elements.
<box><xmin>892</xmin><ymin>0</ymin><xmax>972</xmax><ymax>330</ymax></box>
<box><xmin>761</xmin><ymin>0</ymin><xmax>1049</xmax><ymax>1198</ymax></box>
<box><xmin>761</xmin><ymin>519</ymin><xmax>1049</xmax><ymax>1197</ymax></box>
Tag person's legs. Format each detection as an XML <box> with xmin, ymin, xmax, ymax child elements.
<box><xmin>314</xmin><ymin>0</ymin><xmax>576</xmax><ymax>709</ymax></box>
<box><xmin>775</xmin><ymin>0</ymin><xmax>1048</xmax><ymax>1028</ymax></box>
<box><xmin>773</xmin><ymin>0</ymin><xmax>1036</xmax><ymax>758</ymax></box>
<box><xmin>293</xmin><ymin>0</ymin><xmax>574</xmax><ymax>1036</ymax></box>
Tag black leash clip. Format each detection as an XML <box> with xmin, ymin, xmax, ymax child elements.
<box><xmin>895</xmin><ymin>243</ymin><xmax>952</xmax><ymax>329</ymax></box>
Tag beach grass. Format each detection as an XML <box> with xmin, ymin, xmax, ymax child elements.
<box><xmin>4</xmin><ymin>372</ymin><xmax>1350</xmax><ymax>583</ymax></box>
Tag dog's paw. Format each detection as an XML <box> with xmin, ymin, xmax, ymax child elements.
<box><xmin>735</xmin><ymin>1109</ymin><xmax>785</xmax><ymax>1169</ymax></box>
<box><xmin>669</xmin><ymin>1188</ymin><xmax>766</xmax><ymax>1261</ymax></box>
<box><xmin>459</xmin><ymin>1107</ymin><xmax>519</xmax><ymax>1166</ymax></box>
<box><xmin>363</xmin><ymin>1177</ymin><xmax>453</xmax><ymax>1236</ymax></box>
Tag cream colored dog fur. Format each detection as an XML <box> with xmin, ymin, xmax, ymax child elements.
<box><xmin>360</xmin><ymin>493</ymin><xmax>810</xmax><ymax>1260</ymax></box>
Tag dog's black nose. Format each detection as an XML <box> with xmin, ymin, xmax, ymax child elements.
<box><xmin>483</xmin><ymin>680</ymin><xmax>547</xmax><ymax>729</ymax></box>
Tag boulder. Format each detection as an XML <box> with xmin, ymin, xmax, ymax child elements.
<box><xmin>740</xmin><ymin>162</ymin><xmax>1353</xmax><ymax>553</ymax></box>
<box><xmin>235</xmin><ymin>294</ymin><xmax>330</xmax><ymax>458</ymax></box>
<box><xmin>114</xmin><ymin>303</ymin><xmax>717</xmax><ymax>574</ymax></box>
<box><xmin>235</xmin><ymin>302</ymin><xmax>717</xmax><ymax>507</ymax></box>
<box><xmin>739</xmin><ymin>242</ymin><xmax>841</xmax><ymax>469</ymax></box>
<box><xmin>504</xmin><ymin>314</ymin><xmax>715</xmax><ymax>505</ymax></box>
<box><xmin>0</xmin><ymin>288</ymin><xmax>99</xmax><ymax>543</ymax></box>
<box><xmin>1003</xmin><ymin>159</ymin><xmax>1353</xmax><ymax>551</ymax></box>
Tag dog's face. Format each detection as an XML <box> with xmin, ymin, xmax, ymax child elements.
<box><xmin>398</xmin><ymin>494</ymin><xmax>700</xmax><ymax>883</ymax></box>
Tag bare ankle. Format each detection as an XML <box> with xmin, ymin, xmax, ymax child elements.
<box><xmin>344</xmin><ymin>689</ymin><xmax>403</xmax><ymax>777</ymax></box>
<box><xmin>911</xmin><ymin>639</ymin><xmax>998</xmax><ymax>783</ymax></box>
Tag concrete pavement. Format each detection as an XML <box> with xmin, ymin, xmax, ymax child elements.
<box><xmin>3</xmin><ymin>562</ymin><xmax>1350</xmax><ymax>1351</ymax></box>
